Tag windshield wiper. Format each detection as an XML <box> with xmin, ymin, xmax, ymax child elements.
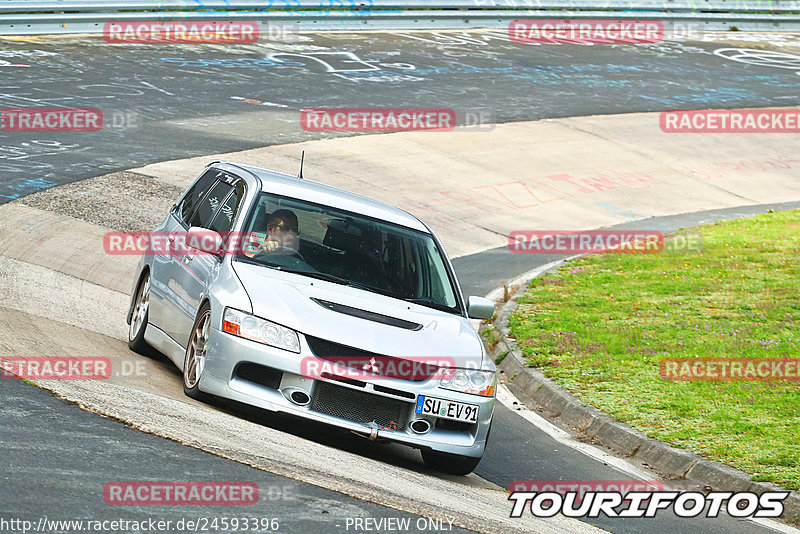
<box><xmin>271</xmin><ymin>266</ymin><xmax>350</xmax><ymax>285</ymax></box>
<box><xmin>404</xmin><ymin>297</ymin><xmax>458</xmax><ymax>314</ymax></box>
<box><xmin>274</xmin><ymin>266</ymin><xmax>400</xmax><ymax>298</ymax></box>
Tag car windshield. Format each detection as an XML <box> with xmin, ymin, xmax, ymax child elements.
<box><xmin>234</xmin><ymin>191</ymin><xmax>461</xmax><ymax>314</ymax></box>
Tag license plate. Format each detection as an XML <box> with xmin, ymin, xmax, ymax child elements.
<box><xmin>415</xmin><ymin>395</ymin><xmax>479</xmax><ymax>423</ymax></box>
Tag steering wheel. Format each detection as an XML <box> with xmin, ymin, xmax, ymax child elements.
<box><xmin>274</xmin><ymin>246</ymin><xmax>306</xmax><ymax>263</ymax></box>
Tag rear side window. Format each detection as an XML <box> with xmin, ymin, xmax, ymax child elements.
<box><xmin>177</xmin><ymin>170</ymin><xmax>217</xmax><ymax>224</ymax></box>
<box><xmin>208</xmin><ymin>180</ymin><xmax>246</xmax><ymax>233</ymax></box>
<box><xmin>187</xmin><ymin>179</ymin><xmax>233</xmax><ymax>229</ymax></box>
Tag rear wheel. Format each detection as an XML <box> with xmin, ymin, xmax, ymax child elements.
<box><xmin>421</xmin><ymin>449</ymin><xmax>482</xmax><ymax>476</ymax></box>
<box><xmin>128</xmin><ymin>273</ymin><xmax>152</xmax><ymax>354</ymax></box>
<box><xmin>183</xmin><ymin>303</ymin><xmax>212</xmax><ymax>401</ymax></box>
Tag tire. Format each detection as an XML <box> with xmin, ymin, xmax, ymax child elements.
<box><xmin>183</xmin><ymin>302</ymin><xmax>212</xmax><ymax>401</ymax></box>
<box><xmin>421</xmin><ymin>449</ymin><xmax>482</xmax><ymax>476</ymax></box>
<box><xmin>128</xmin><ymin>272</ymin><xmax>153</xmax><ymax>354</ymax></box>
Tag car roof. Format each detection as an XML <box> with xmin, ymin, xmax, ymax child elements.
<box><xmin>216</xmin><ymin>161</ymin><xmax>430</xmax><ymax>233</ymax></box>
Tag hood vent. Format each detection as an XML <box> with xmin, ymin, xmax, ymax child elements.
<box><xmin>311</xmin><ymin>298</ymin><xmax>422</xmax><ymax>331</ymax></box>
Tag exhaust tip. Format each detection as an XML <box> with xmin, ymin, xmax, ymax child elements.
<box><xmin>410</xmin><ymin>419</ymin><xmax>431</xmax><ymax>434</ymax></box>
<box><xmin>283</xmin><ymin>388</ymin><xmax>310</xmax><ymax>406</ymax></box>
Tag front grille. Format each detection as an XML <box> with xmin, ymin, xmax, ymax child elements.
<box><xmin>305</xmin><ymin>335</ymin><xmax>439</xmax><ymax>382</ymax></box>
<box><xmin>306</xmin><ymin>335</ymin><xmax>377</xmax><ymax>359</ymax></box>
<box><xmin>235</xmin><ymin>363</ymin><xmax>282</xmax><ymax>389</ymax></box>
<box><xmin>311</xmin><ymin>381</ymin><xmax>409</xmax><ymax>430</ymax></box>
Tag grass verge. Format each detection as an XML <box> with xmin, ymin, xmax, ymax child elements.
<box><xmin>508</xmin><ymin>210</ymin><xmax>800</xmax><ymax>490</ymax></box>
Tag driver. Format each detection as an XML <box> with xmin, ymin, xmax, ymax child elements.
<box><xmin>258</xmin><ymin>209</ymin><xmax>300</xmax><ymax>256</ymax></box>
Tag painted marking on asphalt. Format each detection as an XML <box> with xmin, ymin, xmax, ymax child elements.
<box><xmin>140</xmin><ymin>80</ymin><xmax>175</xmax><ymax>97</ymax></box>
<box><xmin>230</xmin><ymin>96</ymin><xmax>289</xmax><ymax>107</ymax></box>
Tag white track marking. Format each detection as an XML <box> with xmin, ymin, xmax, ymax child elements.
<box><xmin>140</xmin><ymin>80</ymin><xmax>175</xmax><ymax>96</ymax></box>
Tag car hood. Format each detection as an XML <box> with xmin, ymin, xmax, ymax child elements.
<box><xmin>232</xmin><ymin>261</ymin><xmax>485</xmax><ymax>368</ymax></box>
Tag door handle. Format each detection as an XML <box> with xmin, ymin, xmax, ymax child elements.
<box><xmin>185</xmin><ymin>254</ymin><xmax>194</xmax><ymax>262</ymax></box>
<box><xmin>168</xmin><ymin>234</ymin><xmax>176</xmax><ymax>242</ymax></box>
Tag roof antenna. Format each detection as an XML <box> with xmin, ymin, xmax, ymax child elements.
<box><xmin>298</xmin><ymin>151</ymin><xmax>305</xmax><ymax>179</ymax></box>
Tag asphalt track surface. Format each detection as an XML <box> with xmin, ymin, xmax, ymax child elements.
<box><xmin>1</xmin><ymin>31</ymin><xmax>799</xmax><ymax>201</ymax></box>
<box><xmin>0</xmin><ymin>379</ymin><xmax>473</xmax><ymax>534</ymax></box>
<box><xmin>1</xmin><ymin>31</ymin><xmax>799</xmax><ymax>534</ymax></box>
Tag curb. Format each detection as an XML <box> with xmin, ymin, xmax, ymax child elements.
<box><xmin>487</xmin><ymin>260</ymin><xmax>800</xmax><ymax>524</ymax></box>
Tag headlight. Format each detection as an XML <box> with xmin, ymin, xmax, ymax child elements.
<box><xmin>222</xmin><ymin>308</ymin><xmax>300</xmax><ymax>353</ymax></box>
<box><xmin>439</xmin><ymin>368</ymin><xmax>496</xmax><ymax>397</ymax></box>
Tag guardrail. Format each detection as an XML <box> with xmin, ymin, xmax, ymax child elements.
<box><xmin>0</xmin><ymin>0</ymin><xmax>798</xmax><ymax>34</ymax></box>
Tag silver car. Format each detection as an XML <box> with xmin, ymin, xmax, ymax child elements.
<box><xmin>127</xmin><ymin>161</ymin><xmax>496</xmax><ymax>475</ymax></box>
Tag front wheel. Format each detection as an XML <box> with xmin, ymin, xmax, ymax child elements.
<box><xmin>128</xmin><ymin>272</ymin><xmax>152</xmax><ymax>354</ymax></box>
<box><xmin>183</xmin><ymin>303</ymin><xmax>212</xmax><ymax>401</ymax></box>
<box><xmin>421</xmin><ymin>449</ymin><xmax>482</xmax><ymax>476</ymax></box>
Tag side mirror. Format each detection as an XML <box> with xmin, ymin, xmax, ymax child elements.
<box><xmin>467</xmin><ymin>296</ymin><xmax>495</xmax><ymax>320</ymax></box>
<box><xmin>186</xmin><ymin>226</ymin><xmax>223</xmax><ymax>255</ymax></box>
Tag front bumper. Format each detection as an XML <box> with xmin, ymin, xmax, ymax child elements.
<box><xmin>201</xmin><ymin>327</ymin><xmax>494</xmax><ymax>458</ymax></box>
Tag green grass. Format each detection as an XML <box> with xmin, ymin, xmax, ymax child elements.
<box><xmin>508</xmin><ymin>210</ymin><xmax>800</xmax><ymax>490</ymax></box>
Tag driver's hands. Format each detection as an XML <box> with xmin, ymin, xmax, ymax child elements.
<box><xmin>259</xmin><ymin>238</ymin><xmax>280</xmax><ymax>253</ymax></box>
